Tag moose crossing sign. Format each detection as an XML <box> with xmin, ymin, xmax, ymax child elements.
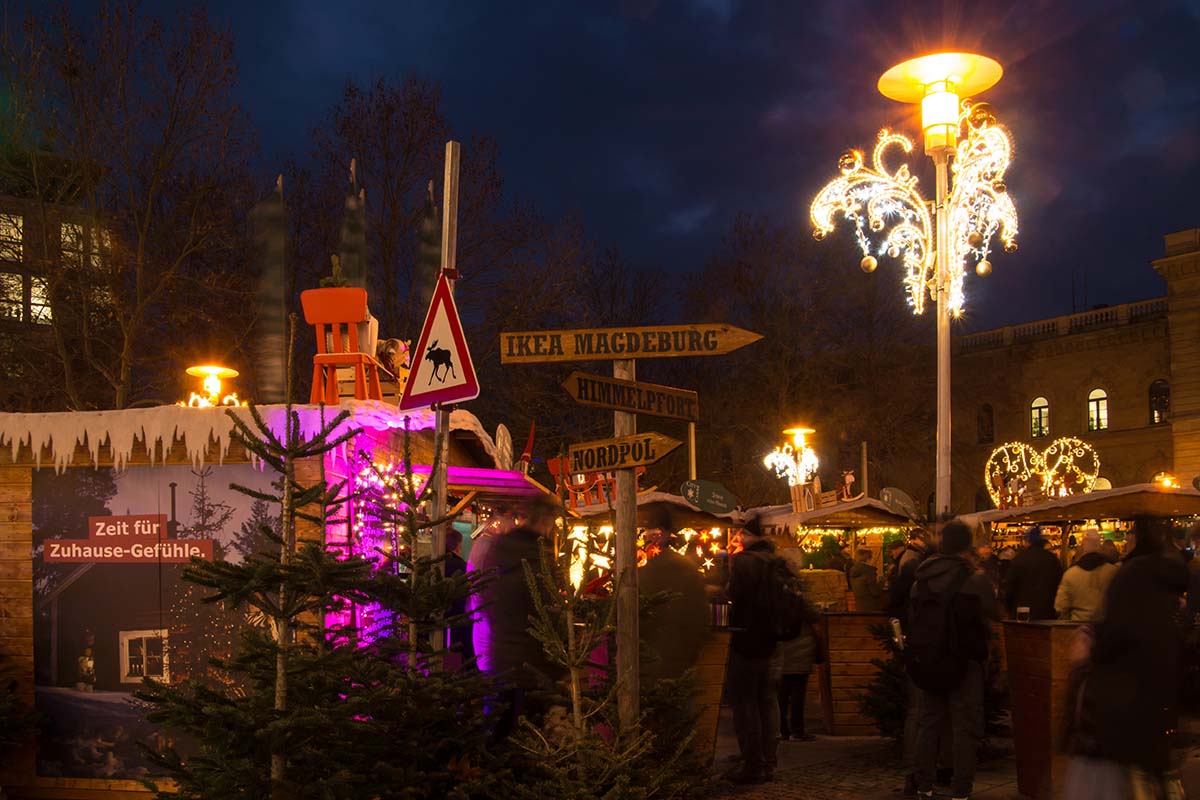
<box><xmin>398</xmin><ymin>273</ymin><xmax>480</xmax><ymax>411</ymax></box>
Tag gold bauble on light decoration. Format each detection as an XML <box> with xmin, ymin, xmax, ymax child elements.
<box><xmin>976</xmin><ymin>259</ymin><xmax>992</xmax><ymax>277</ymax></box>
<box><xmin>861</xmin><ymin>255</ymin><xmax>878</xmax><ymax>273</ymax></box>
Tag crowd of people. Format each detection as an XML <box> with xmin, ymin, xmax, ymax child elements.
<box><xmin>460</xmin><ymin>496</ymin><xmax>1198</xmax><ymax>800</ymax></box>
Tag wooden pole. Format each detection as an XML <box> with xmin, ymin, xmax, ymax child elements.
<box><xmin>688</xmin><ymin>422</ymin><xmax>697</xmax><ymax>481</ymax></box>
<box><xmin>861</xmin><ymin>440</ymin><xmax>868</xmax><ymax>498</ymax></box>
<box><xmin>613</xmin><ymin>357</ymin><xmax>639</xmax><ymax>731</ymax></box>
<box><xmin>432</xmin><ymin>141</ymin><xmax>460</xmax><ymax>576</ymax></box>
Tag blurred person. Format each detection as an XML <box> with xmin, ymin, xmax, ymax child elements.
<box><xmin>850</xmin><ymin>548</ymin><xmax>882</xmax><ymax>612</ymax></box>
<box><xmin>472</xmin><ymin>495</ymin><xmax>564</xmax><ymax>735</ymax></box>
<box><xmin>1004</xmin><ymin>526</ymin><xmax>1062</xmax><ymax>620</ymax></box>
<box><xmin>885</xmin><ymin>529</ymin><xmax>930</xmax><ymax>794</ymax></box>
<box><xmin>639</xmin><ymin>509</ymin><xmax>708</xmax><ymax>682</ymax></box>
<box><xmin>724</xmin><ymin>516</ymin><xmax>784</xmax><ymax>784</ymax></box>
<box><xmin>1054</xmin><ymin>529</ymin><xmax>1118</xmax><ymax>622</ymax></box>
<box><xmin>444</xmin><ymin>528</ymin><xmax>473</xmax><ymax>662</ymax></box>
<box><xmin>909</xmin><ymin>521</ymin><xmax>997</xmax><ymax>800</ymax></box>
<box><xmin>1064</xmin><ymin>517</ymin><xmax>1189</xmax><ymax>797</ymax></box>
<box><xmin>976</xmin><ymin>542</ymin><xmax>1001</xmax><ymax>594</ymax></box>
<box><xmin>1099</xmin><ymin>539</ymin><xmax>1121</xmax><ymax>565</ymax></box>
<box><xmin>776</xmin><ymin>547</ymin><xmax>818</xmax><ymax>742</ymax></box>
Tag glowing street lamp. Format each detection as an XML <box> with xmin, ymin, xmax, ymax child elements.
<box><xmin>764</xmin><ymin>426</ymin><xmax>819</xmax><ymax>487</ymax></box>
<box><xmin>811</xmin><ymin>52</ymin><xmax>1019</xmax><ymax>517</ymax></box>
<box><xmin>181</xmin><ymin>364</ymin><xmax>244</xmax><ymax>408</ymax></box>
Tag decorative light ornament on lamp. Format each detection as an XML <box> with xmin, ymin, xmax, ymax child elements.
<box><xmin>180</xmin><ymin>365</ymin><xmax>246</xmax><ymax>408</ymax></box>
<box><xmin>763</xmin><ymin>426</ymin><xmax>819</xmax><ymax>487</ymax></box>
<box><xmin>810</xmin><ymin>51</ymin><xmax>1020</xmax><ymax>518</ymax></box>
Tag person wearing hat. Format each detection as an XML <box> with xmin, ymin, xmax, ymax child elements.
<box><xmin>1054</xmin><ymin>529</ymin><xmax>1118</xmax><ymax>621</ymax></box>
<box><xmin>1003</xmin><ymin>526</ymin><xmax>1063</xmax><ymax>620</ymax></box>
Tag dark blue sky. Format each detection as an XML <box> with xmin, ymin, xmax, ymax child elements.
<box><xmin>68</xmin><ymin>1</ymin><xmax>1200</xmax><ymax>328</ymax></box>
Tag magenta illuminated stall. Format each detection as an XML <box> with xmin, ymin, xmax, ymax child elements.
<box><xmin>0</xmin><ymin>400</ymin><xmax>545</xmax><ymax>800</ymax></box>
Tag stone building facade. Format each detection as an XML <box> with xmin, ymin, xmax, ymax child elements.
<box><xmin>910</xmin><ymin>228</ymin><xmax>1200</xmax><ymax>515</ymax></box>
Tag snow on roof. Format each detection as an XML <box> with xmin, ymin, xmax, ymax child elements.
<box><xmin>0</xmin><ymin>400</ymin><xmax>497</xmax><ymax>472</ymax></box>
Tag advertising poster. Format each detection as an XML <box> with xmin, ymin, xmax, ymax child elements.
<box><xmin>32</xmin><ymin>463</ymin><xmax>279</xmax><ymax>780</ymax></box>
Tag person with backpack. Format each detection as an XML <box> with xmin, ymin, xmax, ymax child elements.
<box><xmin>724</xmin><ymin>516</ymin><xmax>813</xmax><ymax>784</ymax></box>
<box><xmin>908</xmin><ymin>520</ymin><xmax>996</xmax><ymax>800</ymax></box>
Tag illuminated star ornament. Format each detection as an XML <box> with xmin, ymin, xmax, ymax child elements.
<box><xmin>810</xmin><ymin>98</ymin><xmax>1018</xmax><ymax>317</ymax></box>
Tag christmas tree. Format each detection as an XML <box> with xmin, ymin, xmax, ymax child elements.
<box><xmin>499</xmin><ymin>513</ymin><xmax>709</xmax><ymax>799</ymax></box>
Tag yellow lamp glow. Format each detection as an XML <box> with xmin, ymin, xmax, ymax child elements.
<box><xmin>182</xmin><ymin>364</ymin><xmax>243</xmax><ymax>408</ymax></box>
<box><xmin>765</xmin><ymin>426</ymin><xmax>819</xmax><ymax>487</ymax></box>
<box><xmin>878</xmin><ymin>52</ymin><xmax>1003</xmax><ymax>153</ymax></box>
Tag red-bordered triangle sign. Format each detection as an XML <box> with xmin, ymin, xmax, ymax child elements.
<box><xmin>398</xmin><ymin>274</ymin><xmax>480</xmax><ymax>411</ymax></box>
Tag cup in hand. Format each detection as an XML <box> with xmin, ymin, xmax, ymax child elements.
<box><xmin>1016</xmin><ymin>606</ymin><xmax>1031</xmax><ymax>622</ymax></box>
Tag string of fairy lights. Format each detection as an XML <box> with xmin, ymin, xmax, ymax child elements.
<box><xmin>984</xmin><ymin>437</ymin><xmax>1100</xmax><ymax>508</ymax></box>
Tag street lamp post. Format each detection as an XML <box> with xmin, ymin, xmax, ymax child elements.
<box><xmin>811</xmin><ymin>52</ymin><xmax>1019</xmax><ymax>518</ymax></box>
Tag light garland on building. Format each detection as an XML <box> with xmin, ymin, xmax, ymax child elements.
<box><xmin>810</xmin><ymin>101</ymin><xmax>1018</xmax><ymax>316</ymax></box>
<box><xmin>764</xmin><ymin>426</ymin><xmax>819</xmax><ymax>487</ymax></box>
<box><xmin>985</xmin><ymin>437</ymin><xmax>1100</xmax><ymax>508</ymax></box>
<box><xmin>567</xmin><ymin>523</ymin><xmax>730</xmax><ymax>587</ymax></box>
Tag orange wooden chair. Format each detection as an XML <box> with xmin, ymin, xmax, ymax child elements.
<box><xmin>300</xmin><ymin>287</ymin><xmax>384</xmax><ymax>404</ymax></box>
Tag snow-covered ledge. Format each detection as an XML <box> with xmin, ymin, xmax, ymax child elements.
<box><xmin>0</xmin><ymin>400</ymin><xmax>496</xmax><ymax>472</ymax></box>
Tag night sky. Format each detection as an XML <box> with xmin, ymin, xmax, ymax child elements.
<box><xmin>55</xmin><ymin>1</ymin><xmax>1200</xmax><ymax>329</ymax></box>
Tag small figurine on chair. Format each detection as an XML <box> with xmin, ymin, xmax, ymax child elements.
<box><xmin>76</xmin><ymin>647</ymin><xmax>96</xmax><ymax>692</ymax></box>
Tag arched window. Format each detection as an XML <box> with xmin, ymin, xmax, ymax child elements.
<box><xmin>1150</xmin><ymin>380</ymin><xmax>1170</xmax><ymax>425</ymax></box>
<box><xmin>977</xmin><ymin>404</ymin><xmax>994</xmax><ymax>444</ymax></box>
<box><xmin>1087</xmin><ymin>388</ymin><xmax>1108</xmax><ymax>431</ymax></box>
<box><xmin>1030</xmin><ymin>396</ymin><xmax>1050</xmax><ymax>438</ymax></box>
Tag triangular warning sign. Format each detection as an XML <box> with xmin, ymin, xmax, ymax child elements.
<box><xmin>398</xmin><ymin>274</ymin><xmax>479</xmax><ymax>411</ymax></box>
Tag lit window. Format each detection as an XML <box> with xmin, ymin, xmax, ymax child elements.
<box><xmin>1150</xmin><ymin>380</ymin><xmax>1170</xmax><ymax>425</ymax></box>
<box><xmin>119</xmin><ymin>629</ymin><xmax>168</xmax><ymax>683</ymax></box>
<box><xmin>61</xmin><ymin>222</ymin><xmax>85</xmax><ymax>269</ymax></box>
<box><xmin>1087</xmin><ymin>389</ymin><xmax>1108</xmax><ymax>431</ymax></box>
<box><xmin>977</xmin><ymin>404</ymin><xmax>994</xmax><ymax>444</ymax></box>
<box><xmin>0</xmin><ymin>273</ymin><xmax>21</xmax><ymax>321</ymax></box>
<box><xmin>1030</xmin><ymin>397</ymin><xmax>1050</xmax><ymax>439</ymax></box>
<box><xmin>30</xmin><ymin>277</ymin><xmax>51</xmax><ymax>324</ymax></box>
<box><xmin>0</xmin><ymin>215</ymin><xmax>22</xmax><ymax>263</ymax></box>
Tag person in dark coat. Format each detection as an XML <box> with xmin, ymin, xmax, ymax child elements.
<box><xmin>911</xmin><ymin>521</ymin><xmax>997</xmax><ymax>800</ymax></box>
<box><xmin>1069</xmin><ymin>516</ymin><xmax>1189</xmax><ymax>779</ymax></box>
<box><xmin>885</xmin><ymin>531</ymin><xmax>928</xmax><ymax>626</ymax></box>
<box><xmin>473</xmin><ymin>495</ymin><xmax>564</xmax><ymax>731</ymax></box>
<box><xmin>725</xmin><ymin>516</ymin><xmax>783</xmax><ymax>784</ymax></box>
<box><xmin>444</xmin><ymin>528</ymin><xmax>473</xmax><ymax>662</ymax></box>
<box><xmin>849</xmin><ymin>548</ymin><xmax>882</xmax><ymax>612</ymax></box>
<box><xmin>1004</xmin><ymin>526</ymin><xmax>1063</xmax><ymax>620</ymax></box>
<box><xmin>639</xmin><ymin>512</ymin><xmax>708</xmax><ymax>682</ymax></box>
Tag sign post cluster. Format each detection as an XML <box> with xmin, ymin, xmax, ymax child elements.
<box><xmin>500</xmin><ymin>322</ymin><xmax>759</xmax><ymax>731</ymax></box>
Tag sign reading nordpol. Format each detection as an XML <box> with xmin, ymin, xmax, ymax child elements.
<box><xmin>563</xmin><ymin>371</ymin><xmax>699</xmax><ymax>422</ymax></box>
<box><xmin>568</xmin><ymin>432</ymin><xmax>681</xmax><ymax>473</ymax></box>
<box><xmin>43</xmin><ymin>513</ymin><xmax>215</xmax><ymax>564</ymax></box>
<box><xmin>500</xmin><ymin>324</ymin><xmax>762</xmax><ymax>364</ymax></box>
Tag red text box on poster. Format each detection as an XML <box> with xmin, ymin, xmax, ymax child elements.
<box><xmin>88</xmin><ymin>514</ymin><xmax>168</xmax><ymax>539</ymax></box>
<box><xmin>44</xmin><ymin>537</ymin><xmax>214</xmax><ymax>563</ymax></box>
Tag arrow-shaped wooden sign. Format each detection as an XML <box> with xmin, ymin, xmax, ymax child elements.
<box><xmin>568</xmin><ymin>432</ymin><xmax>682</xmax><ymax>473</ymax></box>
<box><xmin>562</xmin><ymin>371</ymin><xmax>699</xmax><ymax>422</ymax></box>
<box><xmin>500</xmin><ymin>323</ymin><xmax>762</xmax><ymax>364</ymax></box>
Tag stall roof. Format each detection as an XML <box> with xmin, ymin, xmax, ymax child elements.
<box><xmin>755</xmin><ymin>496</ymin><xmax>917</xmax><ymax>529</ymax></box>
<box><xmin>411</xmin><ymin>465</ymin><xmax>552</xmax><ymax>502</ymax></box>
<box><xmin>572</xmin><ymin>491</ymin><xmax>745</xmax><ymax>529</ymax></box>
<box><xmin>961</xmin><ymin>483</ymin><xmax>1200</xmax><ymax>526</ymax></box>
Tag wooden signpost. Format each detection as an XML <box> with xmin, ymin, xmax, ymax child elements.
<box><xmin>568</xmin><ymin>432</ymin><xmax>681</xmax><ymax>473</ymax></box>
<box><xmin>562</xmin><ymin>371</ymin><xmax>699</xmax><ymax>422</ymax></box>
<box><xmin>500</xmin><ymin>322</ymin><xmax>760</xmax><ymax>733</ymax></box>
<box><xmin>500</xmin><ymin>323</ymin><xmax>762</xmax><ymax>364</ymax></box>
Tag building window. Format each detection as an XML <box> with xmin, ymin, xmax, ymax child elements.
<box><xmin>0</xmin><ymin>273</ymin><xmax>22</xmax><ymax>321</ymax></box>
<box><xmin>0</xmin><ymin>214</ymin><xmax>22</xmax><ymax>263</ymax></box>
<box><xmin>977</xmin><ymin>404</ymin><xmax>995</xmax><ymax>444</ymax></box>
<box><xmin>1087</xmin><ymin>388</ymin><xmax>1109</xmax><ymax>431</ymax></box>
<box><xmin>1030</xmin><ymin>396</ymin><xmax>1050</xmax><ymax>438</ymax></box>
<box><xmin>1150</xmin><ymin>380</ymin><xmax>1170</xmax><ymax>425</ymax></box>
<box><xmin>119</xmin><ymin>629</ymin><xmax>168</xmax><ymax>684</ymax></box>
